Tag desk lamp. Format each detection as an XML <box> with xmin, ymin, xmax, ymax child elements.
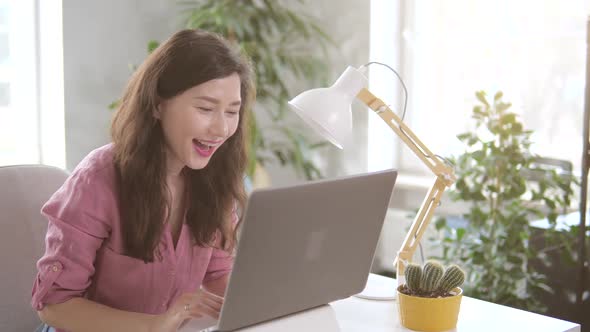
<box><xmin>288</xmin><ymin>64</ymin><xmax>456</xmax><ymax>298</ymax></box>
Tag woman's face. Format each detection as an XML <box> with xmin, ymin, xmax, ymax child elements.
<box><xmin>156</xmin><ymin>73</ymin><xmax>242</xmax><ymax>174</ymax></box>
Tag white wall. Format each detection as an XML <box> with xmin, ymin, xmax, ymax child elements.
<box><xmin>62</xmin><ymin>0</ymin><xmax>178</xmax><ymax>170</ymax></box>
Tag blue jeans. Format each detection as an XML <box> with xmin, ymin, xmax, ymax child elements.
<box><xmin>35</xmin><ymin>324</ymin><xmax>55</xmax><ymax>332</ymax></box>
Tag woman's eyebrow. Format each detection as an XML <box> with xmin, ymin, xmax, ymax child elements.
<box><xmin>193</xmin><ymin>96</ymin><xmax>241</xmax><ymax>106</ymax></box>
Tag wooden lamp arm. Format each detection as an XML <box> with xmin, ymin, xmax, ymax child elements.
<box><xmin>355</xmin><ymin>88</ymin><xmax>456</xmax><ymax>282</ymax></box>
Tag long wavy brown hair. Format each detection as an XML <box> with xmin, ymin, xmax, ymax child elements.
<box><xmin>111</xmin><ymin>29</ymin><xmax>254</xmax><ymax>262</ymax></box>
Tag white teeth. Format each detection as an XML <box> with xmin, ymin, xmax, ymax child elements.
<box><xmin>196</xmin><ymin>140</ymin><xmax>212</xmax><ymax>150</ymax></box>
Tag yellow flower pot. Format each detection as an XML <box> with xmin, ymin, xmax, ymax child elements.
<box><xmin>397</xmin><ymin>286</ymin><xmax>463</xmax><ymax>332</ymax></box>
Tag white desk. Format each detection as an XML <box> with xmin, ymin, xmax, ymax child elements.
<box><xmin>182</xmin><ymin>274</ymin><xmax>581</xmax><ymax>332</ymax></box>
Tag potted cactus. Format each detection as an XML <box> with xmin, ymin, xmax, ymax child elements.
<box><xmin>397</xmin><ymin>260</ymin><xmax>466</xmax><ymax>332</ymax></box>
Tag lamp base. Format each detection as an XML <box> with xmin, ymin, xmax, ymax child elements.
<box><xmin>354</xmin><ymin>273</ymin><xmax>397</xmax><ymax>301</ymax></box>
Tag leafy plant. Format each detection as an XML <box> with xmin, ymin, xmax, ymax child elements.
<box><xmin>433</xmin><ymin>91</ymin><xmax>578</xmax><ymax>312</ymax></box>
<box><xmin>401</xmin><ymin>260</ymin><xmax>466</xmax><ymax>298</ymax></box>
<box><xmin>111</xmin><ymin>0</ymin><xmax>334</xmax><ymax>181</ymax></box>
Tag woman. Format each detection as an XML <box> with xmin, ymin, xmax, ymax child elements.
<box><xmin>32</xmin><ymin>29</ymin><xmax>254</xmax><ymax>332</ymax></box>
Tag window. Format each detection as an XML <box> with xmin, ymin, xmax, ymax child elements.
<box><xmin>369</xmin><ymin>0</ymin><xmax>589</xmax><ymax>176</ymax></box>
<box><xmin>0</xmin><ymin>0</ymin><xmax>38</xmax><ymax>165</ymax></box>
<box><xmin>0</xmin><ymin>0</ymin><xmax>64</xmax><ymax>168</ymax></box>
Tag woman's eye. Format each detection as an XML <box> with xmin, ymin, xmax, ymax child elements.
<box><xmin>226</xmin><ymin>111</ymin><xmax>239</xmax><ymax>116</ymax></box>
<box><xmin>198</xmin><ymin>107</ymin><xmax>213</xmax><ymax>112</ymax></box>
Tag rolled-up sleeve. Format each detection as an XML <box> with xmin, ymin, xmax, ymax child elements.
<box><xmin>203</xmin><ymin>205</ymin><xmax>238</xmax><ymax>283</ymax></box>
<box><xmin>31</xmin><ymin>167</ymin><xmax>112</xmax><ymax>310</ymax></box>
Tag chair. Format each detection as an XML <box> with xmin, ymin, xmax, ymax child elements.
<box><xmin>522</xmin><ymin>156</ymin><xmax>575</xmax><ymax>215</ymax></box>
<box><xmin>0</xmin><ymin>165</ymin><xmax>69</xmax><ymax>331</ymax></box>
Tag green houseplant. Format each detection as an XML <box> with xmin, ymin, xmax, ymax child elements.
<box><xmin>433</xmin><ymin>91</ymin><xmax>578</xmax><ymax>313</ymax></box>
<box><xmin>398</xmin><ymin>260</ymin><xmax>466</xmax><ymax>332</ymax></box>
<box><xmin>111</xmin><ymin>0</ymin><xmax>334</xmax><ymax>183</ymax></box>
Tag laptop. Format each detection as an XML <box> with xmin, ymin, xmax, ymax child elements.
<box><xmin>182</xmin><ymin>169</ymin><xmax>397</xmax><ymax>331</ymax></box>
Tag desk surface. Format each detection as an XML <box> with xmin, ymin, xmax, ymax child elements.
<box><xmin>182</xmin><ymin>274</ymin><xmax>581</xmax><ymax>332</ymax></box>
<box><xmin>330</xmin><ymin>292</ymin><xmax>581</xmax><ymax>332</ymax></box>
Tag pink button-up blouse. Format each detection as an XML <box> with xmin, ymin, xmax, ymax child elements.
<box><xmin>30</xmin><ymin>144</ymin><xmax>234</xmax><ymax>329</ymax></box>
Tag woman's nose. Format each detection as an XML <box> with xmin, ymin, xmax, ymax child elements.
<box><xmin>210</xmin><ymin>113</ymin><xmax>229</xmax><ymax>137</ymax></box>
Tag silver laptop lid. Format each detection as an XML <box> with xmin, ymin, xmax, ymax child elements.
<box><xmin>218</xmin><ymin>169</ymin><xmax>397</xmax><ymax>331</ymax></box>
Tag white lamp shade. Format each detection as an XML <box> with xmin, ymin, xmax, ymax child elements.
<box><xmin>288</xmin><ymin>66</ymin><xmax>368</xmax><ymax>149</ymax></box>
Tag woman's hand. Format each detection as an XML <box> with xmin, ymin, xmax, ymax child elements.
<box><xmin>150</xmin><ymin>290</ymin><xmax>223</xmax><ymax>332</ymax></box>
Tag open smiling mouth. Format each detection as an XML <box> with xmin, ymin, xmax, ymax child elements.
<box><xmin>193</xmin><ymin>139</ymin><xmax>219</xmax><ymax>157</ymax></box>
<box><xmin>194</xmin><ymin>139</ymin><xmax>212</xmax><ymax>150</ymax></box>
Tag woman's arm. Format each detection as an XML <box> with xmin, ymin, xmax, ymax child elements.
<box><xmin>38</xmin><ymin>291</ymin><xmax>222</xmax><ymax>332</ymax></box>
<box><xmin>38</xmin><ymin>297</ymin><xmax>156</xmax><ymax>332</ymax></box>
<box><xmin>202</xmin><ymin>273</ymin><xmax>230</xmax><ymax>297</ymax></box>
